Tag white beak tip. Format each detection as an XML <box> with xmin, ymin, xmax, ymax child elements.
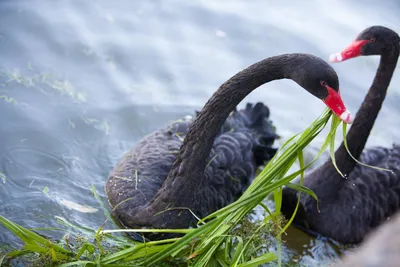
<box><xmin>340</xmin><ymin>110</ymin><xmax>354</xmax><ymax>124</ymax></box>
<box><xmin>329</xmin><ymin>53</ymin><xmax>343</xmax><ymax>63</ymax></box>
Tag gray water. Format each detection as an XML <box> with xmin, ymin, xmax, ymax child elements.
<box><xmin>0</xmin><ymin>0</ymin><xmax>399</xmax><ymax>266</ymax></box>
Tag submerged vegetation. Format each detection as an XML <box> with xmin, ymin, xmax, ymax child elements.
<box><xmin>0</xmin><ymin>65</ymin><xmax>86</xmax><ymax>103</ymax></box>
<box><xmin>0</xmin><ymin>66</ymin><xmax>111</xmax><ymax>136</ymax></box>
<box><xmin>0</xmin><ymin>109</ymin><xmax>357</xmax><ymax>266</ymax></box>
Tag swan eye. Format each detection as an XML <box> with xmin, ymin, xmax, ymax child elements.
<box><xmin>320</xmin><ymin>81</ymin><xmax>327</xmax><ymax>87</ymax></box>
<box><xmin>369</xmin><ymin>37</ymin><xmax>376</xmax><ymax>43</ymax></box>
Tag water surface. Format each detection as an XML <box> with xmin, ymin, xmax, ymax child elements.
<box><xmin>0</xmin><ymin>0</ymin><xmax>399</xmax><ymax>266</ymax></box>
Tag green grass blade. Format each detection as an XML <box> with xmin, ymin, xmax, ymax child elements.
<box><xmin>58</xmin><ymin>261</ymin><xmax>94</xmax><ymax>267</ymax></box>
<box><xmin>55</xmin><ymin>216</ymin><xmax>97</xmax><ymax>236</ymax></box>
<box><xmin>285</xmin><ymin>183</ymin><xmax>318</xmax><ymax>202</ymax></box>
<box><xmin>101</xmin><ymin>246</ymin><xmax>139</xmax><ymax>264</ymax></box>
<box><xmin>0</xmin><ymin>215</ymin><xmax>70</xmax><ymax>255</ymax></box>
<box><xmin>342</xmin><ymin>123</ymin><xmax>392</xmax><ymax>172</ymax></box>
<box><xmin>91</xmin><ymin>185</ymin><xmax>112</xmax><ymax>219</ymax></box>
<box><xmin>0</xmin><ymin>254</ymin><xmax>7</xmax><ymax>266</ymax></box>
<box><xmin>273</xmin><ymin>188</ymin><xmax>282</xmax><ymax>216</ymax></box>
<box><xmin>124</xmin><ymin>244</ymin><xmax>172</xmax><ymax>261</ymax></box>
<box><xmin>74</xmin><ymin>243</ymin><xmax>95</xmax><ymax>261</ymax></box>
<box><xmin>102</xmin><ymin>228</ymin><xmax>191</xmax><ymax>234</ymax></box>
<box><xmin>276</xmin><ymin>150</ymin><xmax>306</xmax><ymax>238</ymax></box>
<box><xmin>143</xmin><ymin>220</ymin><xmax>216</xmax><ymax>265</ymax></box>
<box><xmin>229</xmin><ymin>237</ymin><xmax>243</xmax><ymax>264</ymax></box>
<box><xmin>329</xmin><ymin>116</ymin><xmax>344</xmax><ymax>177</ymax></box>
<box><xmin>236</xmin><ymin>252</ymin><xmax>277</xmax><ymax>267</ymax></box>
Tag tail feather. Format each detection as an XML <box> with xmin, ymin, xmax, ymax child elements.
<box><xmin>241</xmin><ymin>102</ymin><xmax>279</xmax><ymax>139</ymax></box>
<box><xmin>244</xmin><ymin>102</ymin><xmax>271</xmax><ymax>126</ymax></box>
<box><xmin>241</xmin><ymin>102</ymin><xmax>279</xmax><ymax>165</ymax></box>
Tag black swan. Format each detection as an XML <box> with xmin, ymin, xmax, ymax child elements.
<box><xmin>281</xmin><ymin>26</ymin><xmax>400</xmax><ymax>244</ymax></box>
<box><xmin>105</xmin><ymin>53</ymin><xmax>352</xmax><ymax>240</ymax></box>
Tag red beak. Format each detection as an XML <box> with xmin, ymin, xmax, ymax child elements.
<box><xmin>322</xmin><ymin>86</ymin><xmax>353</xmax><ymax>124</ymax></box>
<box><xmin>329</xmin><ymin>40</ymin><xmax>368</xmax><ymax>63</ymax></box>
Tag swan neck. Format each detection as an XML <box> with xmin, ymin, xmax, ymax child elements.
<box><xmin>334</xmin><ymin>49</ymin><xmax>399</xmax><ymax>173</ymax></box>
<box><xmin>164</xmin><ymin>55</ymin><xmax>295</xmax><ymax>193</ymax></box>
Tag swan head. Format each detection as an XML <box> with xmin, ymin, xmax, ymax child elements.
<box><xmin>289</xmin><ymin>54</ymin><xmax>354</xmax><ymax>124</ymax></box>
<box><xmin>329</xmin><ymin>26</ymin><xmax>400</xmax><ymax>62</ymax></box>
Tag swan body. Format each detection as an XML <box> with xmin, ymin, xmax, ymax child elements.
<box><xmin>283</xmin><ymin>145</ymin><xmax>400</xmax><ymax>244</ymax></box>
<box><xmin>282</xmin><ymin>26</ymin><xmax>400</xmax><ymax>244</ymax></box>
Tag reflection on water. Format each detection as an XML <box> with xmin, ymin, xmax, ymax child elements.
<box><xmin>0</xmin><ymin>0</ymin><xmax>399</xmax><ymax>265</ymax></box>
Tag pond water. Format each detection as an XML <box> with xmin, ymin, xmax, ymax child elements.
<box><xmin>0</xmin><ymin>0</ymin><xmax>399</xmax><ymax>266</ymax></box>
